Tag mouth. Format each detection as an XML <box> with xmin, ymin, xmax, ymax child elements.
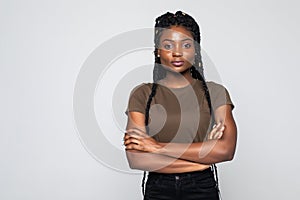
<box><xmin>171</xmin><ymin>61</ymin><xmax>184</xmax><ymax>67</ymax></box>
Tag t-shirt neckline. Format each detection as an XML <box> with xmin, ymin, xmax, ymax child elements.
<box><xmin>157</xmin><ymin>78</ymin><xmax>197</xmax><ymax>90</ymax></box>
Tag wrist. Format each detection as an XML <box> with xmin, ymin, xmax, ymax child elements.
<box><xmin>154</xmin><ymin>142</ymin><xmax>167</xmax><ymax>154</ymax></box>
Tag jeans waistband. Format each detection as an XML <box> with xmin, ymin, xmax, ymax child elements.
<box><xmin>148</xmin><ymin>167</ymin><xmax>213</xmax><ymax>179</ymax></box>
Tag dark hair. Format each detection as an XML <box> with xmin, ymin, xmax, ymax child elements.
<box><xmin>142</xmin><ymin>11</ymin><xmax>220</xmax><ymax>197</ymax></box>
<box><xmin>146</xmin><ymin>11</ymin><xmax>213</xmax><ymax>129</ymax></box>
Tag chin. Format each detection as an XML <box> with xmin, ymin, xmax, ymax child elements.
<box><xmin>164</xmin><ymin>65</ymin><xmax>191</xmax><ymax>73</ymax></box>
<box><xmin>166</xmin><ymin>68</ymin><xmax>191</xmax><ymax>76</ymax></box>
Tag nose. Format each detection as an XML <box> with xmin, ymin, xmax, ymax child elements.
<box><xmin>172</xmin><ymin>45</ymin><xmax>183</xmax><ymax>57</ymax></box>
<box><xmin>172</xmin><ymin>51</ymin><xmax>183</xmax><ymax>57</ymax></box>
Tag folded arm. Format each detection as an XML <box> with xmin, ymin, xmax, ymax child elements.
<box><xmin>126</xmin><ymin>150</ymin><xmax>209</xmax><ymax>173</ymax></box>
<box><xmin>125</xmin><ymin>112</ymin><xmax>210</xmax><ymax>172</ymax></box>
<box><xmin>125</xmin><ymin>105</ymin><xmax>237</xmax><ymax>165</ymax></box>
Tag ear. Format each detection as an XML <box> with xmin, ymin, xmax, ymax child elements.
<box><xmin>157</xmin><ymin>49</ymin><xmax>161</xmax><ymax>57</ymax></box>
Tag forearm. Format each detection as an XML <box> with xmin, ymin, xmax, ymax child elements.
<box><xmin>124</xmin><ymin>106</ymin><xmax>237</xmax><ymax>166</ymax></box>
<box><xmin>125</xmin><ymin>126</ymin><xmax>237</xmax><ymax>165</ymax></box>
<box><xmin>157</xmin><ymin>138</ymin><xmax>236</xmax><ymax>165</ymax></box>
<box><xmin>126</xmin><ymin>150</ymin><xmax>209</xmax><ymax>173</ymax></box>
<box><xmin>156</xmin><ymin>106</ymin><xmax>238</xmax><ymax>165</ymax></box>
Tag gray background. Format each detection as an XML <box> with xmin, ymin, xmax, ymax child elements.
<box><xmin>1</xmin><ymin>0</ymin><xmax>300</xmax><ymax>199</ymax></box>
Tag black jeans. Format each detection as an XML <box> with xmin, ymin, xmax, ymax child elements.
<box><xmin>144</xmin><ymin>167</ymin><xmax>220</xmax><ymax>200</ymax></box>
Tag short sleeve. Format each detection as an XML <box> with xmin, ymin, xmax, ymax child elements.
<box><xmin>125</xmin><ymin>83</ymin><xmax>152</xmax><ymax>116</ymax></box>
<box><xmin>207</xmin><ymin>81</ymin><xmax>234</xmax><ymax>111</ymax></box>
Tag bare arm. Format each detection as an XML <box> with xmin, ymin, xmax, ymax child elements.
<box><xmin>126</xmin><ymin>105</ymin><xmax>237</xmax><ymax>165</ymax></box>
<box><xmin>157</xmin><ymin>105</ymin><xmax>237</xmax><ymax>164</ymax></box>
<box><xmin>126</xmin><ymin>150</ymin><xmax>209</xmax><ymax>173</ymax></box>
<box><xmin>125</xmin><ymin>112</ymin><xmax>210</xmax><ymax>172</ymax></box>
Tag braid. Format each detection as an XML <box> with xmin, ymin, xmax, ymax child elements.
<box><xmin>142</xmin><ymin>10</ymin><xmax>220</xmax><ymax>198</ymax></box>
<box><xmin>149</xmin><ymin>10</ymin><xmax>211</xmax><ymax>116</ymax></box>
<box><xmin>141</xmin><ymin>83</ymin><xmax>157</xmax><ymax>196</ymax></box>
<box><xmin>152</xmin><ymin>10</ymin><xmax>212</xmax><ymax>114</ymax></box>
<box><xmin>190</xmin><ymin>66</ymin><xmax>213</xmax><ymax>114</ymax></box>
<box><xmin>145</xmin><ymin>83</ymin><xmax>157</xmax><ymax>133</ymax></box>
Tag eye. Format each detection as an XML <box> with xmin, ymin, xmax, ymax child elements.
<box><xmin>163</xmin><ymin>44</ymin><xmax>173</xmax><ymax>50</ymax></box>
<box><xmin>183</xmin><ymin>43</ymin><xmax>192</xmax><ymax>48</ymax></box>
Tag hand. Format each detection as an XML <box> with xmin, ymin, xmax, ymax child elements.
<box><xmin>207</xmin><ymin>122</ymin><xmax>225</xmax><ymax>140</ymax></box>
<box><xmin>124</xmin><ymin>128</ymin><xmax>162</xmax><ymax>153</ymax></box>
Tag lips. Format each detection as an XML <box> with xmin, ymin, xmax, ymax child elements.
<box><xmin>171</xmin><ymin>61</ymin><xmax>184</xmax><ymax>67</ymax></box>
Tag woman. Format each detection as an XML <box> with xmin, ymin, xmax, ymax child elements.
<box><xmin>124</xmin><ymin>11</ymin><xmax>237</xmax><ymax>200</ymax></box>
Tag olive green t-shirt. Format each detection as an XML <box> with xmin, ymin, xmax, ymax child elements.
<box><xmin>125</xmin><ymin>79</ymin><xmax>234</xmax><ymax>143</ymax></box>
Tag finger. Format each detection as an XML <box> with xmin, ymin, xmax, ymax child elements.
<box><xmin>125</xmin><ymin>143</ymin><xmax>140</xmax><ymax>151</ymax></box>
<box><xmin>212</xmin><ymin>123</ymin><xmax>221</xmax><ymax>132</ymax></box>
<box><xmin>210</xmin><ymin>125</ymin><xmax>219</xmax><ymax>138</ymax></box>
<box><xmin>218</xmin><ymin>125</ymin><xmax>225</xmax><ymax>131</ymax></box>
<box><xmin>210</xmin><ymin>128</ymin><xmax>223</xmax><ymax>140</ymax></box>
<box><xmin>124</xmin><ymin>137</ymin><xmax>141</xmax><ymax>146</ymax></box>
<box><xmin>123</xmin><ymin>133</ymin><xmax>135</xmax><ymax>141</ymax></box>
<box><xmin>216</xmin><ymin>131</ymin><xmax>224</xmax><ymax>139</ymax></box>
<box><xmin>215</xmin><ymin>122</ymin><xmax>222</xmax><ymax>129</ymax></box>
<box><xmin>215</xmin><ymin>124</ymin><xmax>225</xmax><ymax>133</ymax></box>
<box><xmin>126</xmin><ymin>134</ymin><xmax>144</xmax><ymax>141</ymax></box>
<box><xmin>208</xmin><ymin>130</ymin><xmax>215</xmax><ymax>140</ymax></box>
<box><xmin>208</xmin><ymin>131</ymin><xmax>214</xmax><ymax>140</ymax></box>
<box><xmin>220</xmin><ymin>126</ymin><xmax>225</xmax><ymax>132</ymax></box>
<box><xmin>123</xmin><ymin>133</ymin><xmax>129</xmax><ymax>141</ymax></box>
<box><xmin>208</xmin><ymin>123</ymin><xmax>223</xmax><ymax>140</ymax></box>
<box><xmin>209</xmin><ymin>131</ymin><xmax>218</xmax><ymax>140</ymax></box>
<box><xmin>125</xmin><ymin>142</ymin><xmax>146</xmax><ymax>151</ymax></box>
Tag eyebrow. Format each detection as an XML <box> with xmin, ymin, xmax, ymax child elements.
<box><xmin>161</xmin><ymin>38</ymin><xmax>193</xmax><ymax>42</ymax></box>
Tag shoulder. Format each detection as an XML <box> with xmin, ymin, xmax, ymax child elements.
<box><xmin>130</xmin><ymin>82</ymin><xmax>153</xmax><ymax>92</ymax></box>
<box><xmin>206</xmin><ymin>81</ymin><xmax>234</xmax><ymax>110</ymax></box>
<box><xmin>206</xmin><ymin>81</ymin><xmax>232</xmax><ymax>96</ymax></box>
<box><xmin>129</xmin><ymin>82</ymin><xmax>154</xmax><ymax>98</ymax></box>
<box><xmin>126</xmin><ymin>83</ymin><xmax>154</xmax><ymax>114</ymax></box>
<box><xmin>206</xmin><ymin>81</ymin><xmax>226</xmax><ymax>91</ymax></box>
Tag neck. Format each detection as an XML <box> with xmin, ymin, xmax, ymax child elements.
<box><xmin>159</xmin><ymin>69</ymin><xmax>194</xmax><ymax>88</ymax></box>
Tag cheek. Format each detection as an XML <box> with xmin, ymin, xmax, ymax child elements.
<box><xmin>160</xmin><ymin>51</ymin><xmax>172</xmax><ymax>61</ymax></box>
<box><xmin>184</xmin><ymin>52</ymin><xmax>195</xmax><ymax>63</ymax></box>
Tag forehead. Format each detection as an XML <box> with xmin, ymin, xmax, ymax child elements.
<box><xmin>159</xmin><ymin>26</ymin><xmax>194</xmax><ymax>42</ymax></box>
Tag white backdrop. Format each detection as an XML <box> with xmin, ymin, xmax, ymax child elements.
<box><xmin>1</xmin><ymin>0</ymin><xmax>300</xmax><ymax>199</ymax></box>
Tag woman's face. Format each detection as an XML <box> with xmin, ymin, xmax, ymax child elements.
<box><xmin>158</xmin><ymin>25</ymin><xmax>195</xmax><ymax>75</ymax></box>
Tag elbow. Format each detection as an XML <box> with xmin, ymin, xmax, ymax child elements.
<box><xmin>126</xmin><ymin>151</ymin><xmax>143</xmax><ymax>170</ymax></box>
<box><xmin>213</xmin><ymin>142</ymin><xmax>235</xmax><ymax>163</ymax></box>
<box><xmin>127</xmin><ymin>158</ymin><xmax>141</xmax><ymax>169</ymax></box>
<box><xmin>128</xmin><ymin>160</ymin><xmax>148</xmax><ymax>170</ymax></box>
<box><xmin>225</xmin><ymin>152</ymin><xmax>235</xmax><ymax>161</ymax></box>
<box><xmin>222</xmin><ymin>148</ymin><xmax>235</xmax><ymax>162</ymax></box>
<box><xmin>217</xmin><ymin>139</ymin><xmax>236</xmax><ymax>162</ymax></box>
<box><xmin>128</xmin><ymin>162</ymin><xmax>138</xmax><ymax>169</ymax></box>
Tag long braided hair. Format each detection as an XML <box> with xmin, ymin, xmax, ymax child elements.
<box><xmin>148</xmin><ymin>11</ymin><xmax>212</xmax><ymax>122</ymax></box>
<box><xmin>142</xmin><ymin>11</ymin><xmax>221</xmax><ymax>197</ymax></box>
